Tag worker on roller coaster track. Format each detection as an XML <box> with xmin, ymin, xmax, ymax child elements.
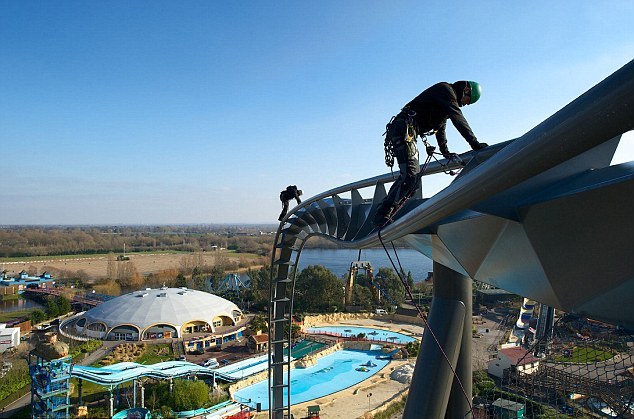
<box><xmin>373</xmin><ymin>80</ymin><xmax>488</xmax><ymax>227</ymax></box>
<box><xmin>278</xmin><ymin>185</ymin><xmax>303</xmax><ymax>221</ymax></box>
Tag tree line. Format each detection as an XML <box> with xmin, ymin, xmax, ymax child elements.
<box><xmin>28</xmin><ymin>294</ymin><xmax>73</xmax><ymax>325</ymax></box>
<box><xmin>227</xmin><ymin>263</ymin><xmax>414</xmax><ymax>315</ymax></box>
<box><xmin>0</xmin><ymin>225</ymin><xmax>358</xmax><ymax>260</ymax></box>
<box><xmin>0</xmin><ymin>225</ymin><xmax>276</xmax><ymax>258</ymax></box>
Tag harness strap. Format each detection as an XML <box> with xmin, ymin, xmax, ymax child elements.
<box><xmin>383</xmin><ymin>110</ymin><xmax>419</xmax><ymax>171</ymax></box>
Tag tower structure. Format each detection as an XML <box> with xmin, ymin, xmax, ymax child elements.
<box><xmin>29</xmin><ymin>352</ymin><xmax>72</xmax><ymax>419</ymax></box>
<box><xmin>345</xmin><ymin>261</ymin><xmax>373</xmax><ymax>305</ymax></box>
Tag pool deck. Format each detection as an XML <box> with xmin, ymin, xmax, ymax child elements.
<box><xmin>252</xmin><ymin>317</ymin><xmax>424</xmax><ymax>419</ymax></box>
<box><xmin>310</xmin><ymin>316</ymin><xmax>424</xmax><ymax>338</ymax></box>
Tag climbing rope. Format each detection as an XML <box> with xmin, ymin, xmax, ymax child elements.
<box><xmin>376</xmin><ymin>228</ymin><xmax>474</xmax><ymax>417</ymax></box>
<box><xmin>420</xmin><ymin>136</ymin><xmax>466</xmax><ymax>177</ymax></box>
<box><xmin>383</xmin><ymin>116</ymin><xmax>397</xmax><ymax>174</ymax></box>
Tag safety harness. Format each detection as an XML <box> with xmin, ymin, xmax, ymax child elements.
<box><xmin>383</xmin><ymin>116</ymin><xmax>396</xmax><ymax>170</ymax></box>
<box><xmin>383</xmin><ymin>108</ymin><xmax>464</xmax><ymax>178</ymax></box>
<box><xmin>383</xmin><ymin>108</ymin><xmax>418</xmax><ymax>173</ymax></box>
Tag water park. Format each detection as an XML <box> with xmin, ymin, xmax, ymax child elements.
<box><xmin>28</xmin><ymin>306</ymin><xmax>422</xmax><ymax>419</ymax></box>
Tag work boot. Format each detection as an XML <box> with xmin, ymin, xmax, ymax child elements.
<box><xmin>471</xmin><ymin>142</ymin><xmax>488</xmax><ymax>151</ymax></box>
<box><xmin>373</xmin><ymin>205</ymin><xmax>395</xmax><ymax>227</ymax></box>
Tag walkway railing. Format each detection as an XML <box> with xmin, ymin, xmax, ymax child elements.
<box><xmin>58</xmin><ymin>313</ymin><xmax>92</xmax><ymax>342</ymax></box>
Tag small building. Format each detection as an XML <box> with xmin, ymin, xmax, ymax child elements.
<box><xmin>0</xmin><ymin>271</ymin><xmax>55</xmax><ymax>296</ymax></box>
<box><xmin>306</xmin><ymin>405</ymin><xmax>320</xmax><ymax>418</ymax></box>
<box><xmin>247</xmin><ymin>334</ymin><xmax>268</xmax><ymax>353</ymax></box>
<box><xmin>184</xmin><ymin>327</ymin><xmax>245</xmax><ymax>353</ymax></box>
<box><xmin>475</xmin><ymin>288</ymin><xmax>517</xmax><ymax>306</ymax></box>
<box><xmin>0</xmin><ymin>324</ymin><xmax>21</xmax><ymax>353</ymax></box>
<box><xmin>491</xmin><ymin>398</ymin><xmax>525</xmax><ymax>418</ymax></box>
<box><xmin>488</xmin><ymin>347</ymin><xmax>540</xmax><ymax>379</ymax></box>
<box><xmin>6</xmin><ymin>318</ymin><xmax>31</xmax><ymax>334</ymax></box>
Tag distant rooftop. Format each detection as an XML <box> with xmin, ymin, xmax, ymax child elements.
<box><xmin>0</xmin><ymin>271</ymin><xmax>54</xmax><ymax>285</ymax></box>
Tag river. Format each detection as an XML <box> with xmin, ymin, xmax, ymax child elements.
<box><xmin>297</xmin><ymin>248</ymin><xmax>433</xmax><ymax>281</ymax></box>
<box><xmin>0</xmin><ymin>296</ymin><xmax>44</xmax><ymax>313</ymax></box>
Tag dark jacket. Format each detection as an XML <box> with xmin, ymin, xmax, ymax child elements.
<box><xmin>280</xmin><ymin>185</ymin><xmax>302</xmax><ymax>204</ymax></box>
<box><xmin>404</xmin><ymin>82</ymin><xmax>477</xmax><ymax>149</ymax></box>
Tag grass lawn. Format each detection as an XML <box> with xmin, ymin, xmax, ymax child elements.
<box><xmin>69</xmin><ymin>378</ymin><xmax>134</xmax><ymax>405</ymax></box>
<box><xmin>556</xmin><ymin>346</ymin><xmax>613</xmax><ymax>363</ymax></box>
<box><xmin>224</xmin><ymin>250</ymin><xmax>261</xmax><ymax>259</ymax></box>
<box><xmin>0</xmin><ymin>254</ymin><xmax>110</xmax><ymax>263</ymax></box>
<box><xmin>136</xmin><ymin>343</ymin><xmax>174</xmax><ymax>364</ymax></box>
<box><xmin>0</xmin><ymin>249</ymin><xmax>260</xmax><ymax>263</ymax></box>
<box><xmin>94</xmin><ymin>343</ymin><xmax>173</xmax><ymax>367</ymax></box>
<box><xmin>0</xmin><ymin>309</ymin><xmax>32</xmax><ymax>323</ymax></box>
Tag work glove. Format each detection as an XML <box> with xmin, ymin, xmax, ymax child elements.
<box><xmin>444</xmin><ymin>152</ymin><xmax>466</xmax><ymax>167</ymax></box>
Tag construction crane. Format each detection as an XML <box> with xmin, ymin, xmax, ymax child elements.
<box><xmin>345</xmin><ymin>261</ymin><xmax>399</xmax><ymax>310</ymax></box>
<box><xmin>344</xmin><ymin>261</ymin><xmax>373</xmax><ymax>305</ymax></box>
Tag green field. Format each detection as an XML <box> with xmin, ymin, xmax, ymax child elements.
<box><xmin>0</xmin><ymin>250</ymin><xmax>192</xmax><ymax>263</ymax></box>
<box><xmin>0</xmin><ymin>249</ymin><xmax>261</xmax><ymax>264</ymax></box>
<box><xmin>136</xmin><ymin>343</ymin><xmax>174</xmax><ymax>364</ymax></box>
<box><xmin>556</xmin><ymin>346</ymin><xmax>613</xmax><ymax>363</ymax></box>
<box><xmin>0</xmin><ymin>309</ymin><xmax>32</xmax><ymax>323</ymax></box>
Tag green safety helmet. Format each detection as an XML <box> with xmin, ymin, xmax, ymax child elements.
<box><xmin>467</xmin><ymin>81</ymin><xmax>482</xmax><ymax>104</ymax></box>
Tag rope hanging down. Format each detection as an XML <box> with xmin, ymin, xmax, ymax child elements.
<box><xmin>376</xmin><ymin>228</ymin><xmax>474</xmax><ymax>417</ymax></box>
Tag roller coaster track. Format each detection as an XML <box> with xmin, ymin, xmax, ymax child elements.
<box><xmin>268</xmin><ymin>59</ymin><xmax>634</xmax><ymax>418</ymax></box>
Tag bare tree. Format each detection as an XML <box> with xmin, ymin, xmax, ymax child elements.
<box><xmin>106</xmin><ymin>253</ymin><xmax>117</xmax><ymax>280</ymax></box>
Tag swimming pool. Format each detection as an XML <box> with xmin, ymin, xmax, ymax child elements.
<box><xmin>215</xmin><ymin>340</ymin><xmax>327</xmax><ymax>381</ymax></box>
<box><xmin>233</xmin><ymin>349</ymin><xmax>389</xmax><ymax>410</ymax></box>
<box><xmin>290</xmin><ymin>339</ymin><xmax>327</xmax><ymax>358</ymax></box>
<box><xmin>305</xmin><ymin>325</ymin><xmax>417</xmax><ymax>345</ymax></box>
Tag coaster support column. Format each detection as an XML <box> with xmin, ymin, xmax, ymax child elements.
<box><xmin>403</xmin><ymin>261</ymin><xmax>472</xmax><ymax>418</ymax></box>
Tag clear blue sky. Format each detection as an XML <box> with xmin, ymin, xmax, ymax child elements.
<box><xmin>1</xmin><ymin>1</ymin><xmax>632</xmax><ymax>225</ymax></box>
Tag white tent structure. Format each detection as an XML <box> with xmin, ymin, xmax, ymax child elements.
<box><xmin>71</xmin><ymin>287</ymin><xmax>243</xmax><ymax>341</ymax></box>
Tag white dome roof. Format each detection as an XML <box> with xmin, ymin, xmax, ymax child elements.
<box><xmin>82</xmin><ymin>287</ymin><xmax>241</xmax><ymax>332</ymax></box>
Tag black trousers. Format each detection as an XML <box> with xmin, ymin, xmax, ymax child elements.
<box><xmin>278</xmin><ymin>200</ymin><xmax>290</xmax><ymax>221</ymax></box>
<box><xmin>376</xmin><ymin>117</ymin><xmax>420</xmax><ymax>217</ymax></box>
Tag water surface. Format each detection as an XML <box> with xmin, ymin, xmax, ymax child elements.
<box><xmin>0</xmin><ymin>297</ymin><xmax>43</xmax><ymax>313</ymax></box>
<box><xmin>234</xmin><ymin>349</ymin><xmax>390</xmax><ymax>410</ymax></box>
<box><xmin>298</xmin><ymin>248</ymin><xmax>432</xmax><ymax>281</ymax></box>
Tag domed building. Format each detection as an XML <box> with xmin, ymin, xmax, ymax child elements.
<box><xmin>69</xmin><ymin>287</ymin><xmax>244</xmax><ymax>342</ymax></box>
